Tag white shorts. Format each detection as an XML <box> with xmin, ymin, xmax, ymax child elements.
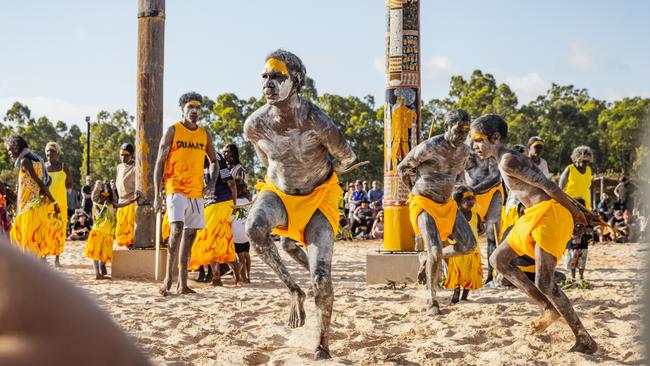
<box><xmin>166</xmin><ymin>193</ymin><xmax>206</xmax><ymax>229</ymax></box>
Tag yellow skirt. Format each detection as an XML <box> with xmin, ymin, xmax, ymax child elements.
<box><xmin>408</xmin><ymin>194</ymin><xmax>458</xmax><ymax>241</ymax></box>
<box><xmin>444</xmin><ymin>247</ymin><xmax>483</xmax><ymax>290</ymax></box>
<box><xmin>84</xmin><ymin>230</ymin><xmax>114</xmax><ymax>263</ymax></box>
<box><xmin>474</xmin><ymin>185</ymin><xmax>504</xmax><ymax>220</ymax></box>
<box><xmin>115</xmin><ymin>202</ymin><xmax>136</xmax><ymax>247</ymax></box>
<box><xmin>42</xmin><ymin>205</ymin><xmax>67</xmax><ymax>256</ymax></box>
<box><xmin>190</xmin><ymin>201</ymin><xmax>235</xmax><ymax>270</ymax></box>
<box><xmin>255</xmin><ymin>174</ymin><xmax>342</xmax><ymax>246</ymax></box>
<box><xmin>506</xmin><ymin>199</ymin><xmax>573</xmax><ymax>262</ymax></box>
<box><xmin>10</xmin><ymin>201</ymin><xmax>50</xmax><ymax>256</ymax></box>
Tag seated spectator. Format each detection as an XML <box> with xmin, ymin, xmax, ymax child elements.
<box><xmin>595</xmin><ymin>212</ymin><xmax>614</xmax><ymax>243</ymax></box>
<box><xmin>367</xmin><ymin>181</ymin><xmax>383</xmax><ymax>208</ymax></box>
<box><xmin>597</xmin><ymin>192</ymin><xmax>613</xmax><ymax>221</ymax></box>
<box><xmin>337</xmin><ymin>212</ymin><xmax>352</xmax><ymax>241</ymax></box>
<box><xmin>351</xmin><ymin>200</ymin><xmax>373</xmax><ymax>238</ymax></box>
<box><xmin>67</xmin><ymin>209</ymin><xmax>90</xmax><ymax>241</ymax></box>
<box><xmin>370</xmin><ymin>210</ymin><xmax>384</xmax><ymax>240</ymax></box>
<box><xmin>348</xmin><ymin>180</ymin><xmax>366</xmax><ymax>220</ymax></box>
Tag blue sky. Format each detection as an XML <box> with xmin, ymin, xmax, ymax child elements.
<box><xmin>1</xmin><ymin>0</ymin><xmax>648</xmax><ymax>128</ymax></box>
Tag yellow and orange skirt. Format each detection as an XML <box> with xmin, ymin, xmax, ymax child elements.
<box><xmin>84</xmin><ymin>229</ymin><xmax>114</xmax><ymax>263</ymax></box>
<box><xmin>189</xmin><ymin>200</ymin><xmax>235</xmax><ymax>270</ymax></box>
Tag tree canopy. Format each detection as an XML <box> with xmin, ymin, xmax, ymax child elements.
<box><xmin>1</xmin><ymin>71</ymin><xmax>647</xmax><ymax>191</ymax></box>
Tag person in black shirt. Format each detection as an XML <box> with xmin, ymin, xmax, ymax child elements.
<box><xmin>192</xmin><ymin>153</ymin><xmax>239</xmax><ymax>286</ymax></box>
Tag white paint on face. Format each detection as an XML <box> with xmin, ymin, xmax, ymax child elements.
<box><xmin>276</xmin><ymin>78</ymin><xmax>293</xmax><ymax>102</ymax></box>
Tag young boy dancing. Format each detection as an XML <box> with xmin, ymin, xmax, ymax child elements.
<box><xmin>470</xmin><ymin>114</ymin><xmax>597</xmax><ymax>354</ymax></box>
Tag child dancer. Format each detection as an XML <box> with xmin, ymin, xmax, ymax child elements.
<box><xmin>84</xmin><ymin>181</ymin><xmax>139</xmax><ymax>279</ymax></box>
<box><xmin>444</xmin><ymin>186</ymin><xmax>484</xmax><ymax>303</ymax></box>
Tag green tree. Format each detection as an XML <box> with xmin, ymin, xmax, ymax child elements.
<box><xmin>318</xmin><ymin>93</ymin><xmax>383</xmax><ymax>183</ymax></box>
<box><xmin>598</xmin><ymin>97</ymin><xmax>650</xmax><ymax>174</ymax></box>
<box><xmin>81</xmin><ymin>110</ymin><xmax>135</xmax><ymax>184</ymax></box>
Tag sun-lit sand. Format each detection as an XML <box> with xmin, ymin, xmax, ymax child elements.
<box><xmin>53</xmin><ymin>239</ymin><xmax>645</xmax><ymax>365</ymax></box>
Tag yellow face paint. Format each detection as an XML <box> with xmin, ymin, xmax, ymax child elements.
<box><xmin>471</xmin><ymin>132</ymin><xmax>488</xmax><ymax>140</ymax></box>
<box><xmin>530</xmin><ymin>141</ymin><xmax>544</xmax><ymax>148</ymax></box>
<box><xmin>100</xmin><ymin>192</ymin><xmax>110</xmax><ymax>197</ymax></box>
<box><xmin>186</xmin><ymin>100</ymin><xmax>201</xmax><ymax>108</ymax></box>
<box><xmin>462</xmin><ymin>191</ymin><xmax>474</xmax><ymax>199</ymax></box>
<box><xmin>120</xmin><ymin>149</ymin><xmax>130</xmax><ymax>156</ymax></box>
<box><xmin>264</xmin><ymin>58</ymin><xmax>289</xmax><ymax>76</ymax></box>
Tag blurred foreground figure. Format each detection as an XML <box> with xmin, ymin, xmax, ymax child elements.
<box><xmin>0</xmin><ymin>240</ymin><xmax>151</xmax><ymax>366</ymax></box>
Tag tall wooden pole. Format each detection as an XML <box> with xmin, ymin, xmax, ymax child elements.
<box><xmin>383</xmin><ymin>0</ymin><xmax>421</xmax><ymax>251</ymax></box>
<box><xmin>134</xmin><ymin>0</ymin><xmax>164</xmax><ymax>248</ymax></box>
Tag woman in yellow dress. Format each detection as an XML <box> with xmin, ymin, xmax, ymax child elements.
<box><xmin>444</xmin><ymin>185</ymin><xmax>484</xmax><ymax>303</ymax></box>
<box><xmin>84</xmin><ymin>181</ymin><xmax>139</xmax><ymax>280</ymax></box>
<box><xmin>559</xmin><ymin>145</ymin><xmax>593</xmax><ymax>210</ymax></box>
<box><xmin>190</xmin><ymin>155</ymin><xmax>240</xmax><ymax>286</ymax></box>
<box><xmin>43</xmin><ymin>142</ymin><xmax>72</xmax><ymax>267</ymax></box>
<box><xmin>5</xmin><ymin>135</ymin><xmax>60</xmax><ymax>257</ymax></box>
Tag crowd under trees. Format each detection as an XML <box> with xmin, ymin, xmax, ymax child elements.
<box><xmin>1</xmin><ymin>70</ymin><xmax>648</xmax><ymax>189</ymax></box>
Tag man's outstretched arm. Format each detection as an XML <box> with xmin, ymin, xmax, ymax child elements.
<box><xmin>314</xmin><ymin>109</ymin><xmax>356</xmax><ymax>169</ymax></box>
<box><xmin>396</xmin><ymin>142</ymin><xmax>429</xmax><ymax>191</ymax></box>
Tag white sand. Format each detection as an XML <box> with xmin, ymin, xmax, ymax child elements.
<box><xmin>55</xmin><ymin>239</ymin><xmax>646</xmax><ymax>365</ymax></box>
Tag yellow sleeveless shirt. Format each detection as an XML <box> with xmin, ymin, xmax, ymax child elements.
<box><xmin>48</xmin><ymin>170</ymin><xmax>68</xmax><ymax>214</ymax></box>
<box><xmin>563</xmin><ymin>164</ymin><xmax>592</xmax><ymax>210</ymax></box>
<box><xmin>164</xmin><ymin>122</ymin><xmax>208</xmax><ymax>198</ymax></box>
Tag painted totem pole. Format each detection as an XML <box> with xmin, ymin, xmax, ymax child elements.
<box><xmin>383</xmin><ymin>0</ymin><xmax>421</xmax><ymax>251</ymax></box>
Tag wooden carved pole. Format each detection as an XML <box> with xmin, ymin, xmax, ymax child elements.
<box><xmin>383</xmin><ymin>0</ymin><xmax>421</xmax><ymax>251</ymax></box>
<box><xmin>134</xmin><ymin>0</ymin><xmax>164</xmax><ymax>248</ymax></box>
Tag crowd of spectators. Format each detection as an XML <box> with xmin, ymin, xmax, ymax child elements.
<box><xmin>594</xmin><ymin>176</ymin><xmax>646</xmax><ymax>243</ymax></box>
<box><xmin>340</xmin><ymin>180</ymin><xmax>384</xmax><ymax>240</ymax></box>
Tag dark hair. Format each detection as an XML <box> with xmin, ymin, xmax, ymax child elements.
<box><xmin>511</xmin><ymin>144</ymin><xmax>526</xmax><ymax>154</ymax></box>
<box><xmin>443</xmin><ymin>109</ymin><xmax>470</xmax><ymax>129</ymax></box>
<box><xmin>527</xmin><ymin>136</ymin><xmax>543</xmax><ymax>148</ymax></box>
<box><xmin>225</xmin><ymin>143</ymin><xmax>240</xmax><ymax>165</ymax></box>
<box><xmin>452</xmin><ymin>185</ymin><xmax>472</xmax><ymax>204</ymax></box>
<box><xmin>471</xmin><ymin>114</ymin><xmax>508</xmax><ymax>141</ymax></box>
<box><xmin>120</xmin><ymin>143</ymin><xmax>135</xmax><ymax>154</ymax></box>
<box><xmin>178</xmin><ymin>91</ymin><xmax>203</xmax><ymax>107</ymax></box>
<box><xmin>5</xmin><ymin>135</ymin><xmax>28</xmax><ymax>151</ymax></box>
<box><xmin>266</xmin><ymin>49</ymin><xmax>307</xmax><ymax>92</ymax></box>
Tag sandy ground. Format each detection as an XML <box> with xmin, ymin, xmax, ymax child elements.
<box><xmin>53</xmin><ymin>239</ymin><xmax>646</xmax><ymax>366</ymax></box>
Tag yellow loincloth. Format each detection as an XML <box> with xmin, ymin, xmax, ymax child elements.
<box><xmin>190</xmin><ymin>200</ymin><xmax>235</xmax><ymax>269</ymax></box>
<box><xmin>42</xmin><ymin>206</ymin><xmax>66</xmax><ymax>256</ymax></box>
<box><xmin>255</xmin><ymin>173</ymin><xmax>343</xmax><ymax>246</ymax></box>
<box><xmin>408</xmin><ymin>194</ymin><xmax>458</xmax><ymax>241</ymax></box>
<box><xmin>444</xmin><ymin>211</ymin><xmax>482</xmax><ymax>290</ymax></box>
<box><xmin>474</xmin><ymin>185</ymin><xmax>504</xmax><ymax>220</ymax></box>
<box><xmin>84</xmin><ymin>230</ymin><xmax>114</xmax><ymax>263</ymax></box>
<box><xmin>115</xmin><ymin>202</ymin><xmax>136</xmax><ymax>247</ymax></box>
<box><xmin>444</xmin><ymin>248</ymin><xmax>483</xmax><ymax>290</ymax></box>
<box><xmin>506</xmin><ymin>199</ymin><xmax>573</xmax><ymax>262</ymax></box>
<box><xmin>10</xmin><ymin>199</ymin><xmax>50</xmax><ymax>257</ymax></box>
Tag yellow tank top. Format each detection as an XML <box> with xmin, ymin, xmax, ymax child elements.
<box><xmin>17</xmin><ymin>160</ymin><xmax>44</xmax><ymax>213</ymax></box>
<box><xmin>563</xmin><ymin>164</ymin><xmax>592</xmax><ymax>209</ymax></box>
<box><xmin>164</xmin><ymin>122</ymin><xmax>208</xmax><ymax>198</ymax></box>
<box><xmin>48</xmin><ymin>170</ymin><xmax>68</xmax><ymax>214</ymax></box>
<box><xmin>92</xmin><ymin>203</ymin><xmax>116</xmax><ymax>235</ymax></box>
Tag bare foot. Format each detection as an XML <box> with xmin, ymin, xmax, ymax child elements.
<box><xmin>54</xmin><ymin>261</ymin><xmax>62</xmax><ymax>268</ymax></box>
<box><xmin>314</xmin><ymin>345</ymin><xmax>331</xmax><ymax>360</ymax></box>
<box><xmin>427</xmin><ymin>300</ymin><xmax>441</xmax><ymax>315</ymax></box>
<box><xmin>211</xmin><ymin>278</ymin><xmax>223</xmax><ymax>287</ymax></box>
<box><xmin>288</xmin><ymin>289</ymin><xmax>306</xmax><ymax>328</ymax></box>
<box><xmin>417</xmin><ymin>265</ymin><xmax>426</xmax><ymax>285</ymax></box>
<box><xmin>95</xmin><ymin>274</ymin><xmax>106</xmax><ymax>280</ymax></box>
<box><xmin>178</xmin><ymin>286</ymin><xmax>196</xmax><ymax>295</ymax></box>
<box><xmin>529</xmin><ymin>309</ymin><xmax>561</xmax><ymax>334</ymax></box>
<box><xmin>159</xmin><ymin>282</ymin><xmax>172</xmax><ymax>297</ymax></box>
<box><xmin>569</xmin><ymin>335</ymin><xmax>598</xmax><ymax>354</ymax></box>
